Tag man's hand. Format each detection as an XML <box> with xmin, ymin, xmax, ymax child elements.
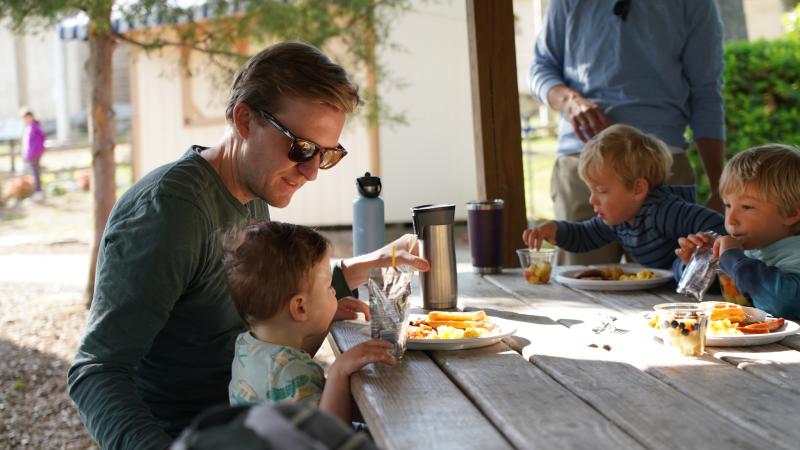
<box><xmin>675</xmin><ymin>232</ymin><xmax>714</xmax><ymax>265</ymax></box>
<box><xmin>334</xmin><ymin>297</ymin><xmax>369</xmax><ymax>322</ymax></box>
<box><xmin>341</xmin><ymin>234</ymin><xmax>430</xmax><ymax>289</ymax></box>
<box><xmin>695</xmin><ymin>138</ymin><xmax>725</xmax><ymax>214</ymax></box>
<box><xmin>548</xmin><ymin>85</ymin><xmax>612</xmax><ymax>142</ymax></box>
<box><xmin>705</xmin><ymin>192</ymin><xmax>724</xmax><ymax>214</ymax></box>
<box><xmin>522</xmin><ymin>221</ymin><xmax>558</xmax><ymax>250</ymax></box>
<box><xmin>713</xmin><ymin>235</ymin><xmax>743</xmax><ymax>259</ymax></box>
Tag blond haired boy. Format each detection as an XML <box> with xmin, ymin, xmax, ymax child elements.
<box><xmin>675</xmin><ymin>144</ymin><xmax>800</xmax><ymax>318</ymax></box>
<box><xmin>524</xmin><ymin>124</ymin><xmax>725</xmax><ymax>269</ymax></box>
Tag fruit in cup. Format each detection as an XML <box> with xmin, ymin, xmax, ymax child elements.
<box><xmin>719</xmin><ymin>274</ymin><xmax>750</xmax><ymax>306</ymax></box>
<box><xmin>525</xmin><ymin>260</ymin><xmax>552</xmax><ymax>284</ymax></box>
<box><xmin>660</xmin><ymin>316</ymin><xmax>706</xmax><ymax>356</ymax></box>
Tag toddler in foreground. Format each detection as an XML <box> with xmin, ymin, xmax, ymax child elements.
<box><xmin>223</xmin><ymin>221</ymin><xmax>395</xmax><ymax>423</ymax></box>
<box><xmin>523</xmin><ymin>124</ymin><xmax>725</xmax><ymax>269</ymax></box>
<box><xmin>675</xmin><ymin>145</ymin><xmax>800</xmax><ymax>318</ymax></box>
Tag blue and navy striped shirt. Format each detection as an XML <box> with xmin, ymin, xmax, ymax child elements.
<box><xmin>555</xmin><ymin>185</ymin><xmax>726</xmax><ymax>269</ymax></box>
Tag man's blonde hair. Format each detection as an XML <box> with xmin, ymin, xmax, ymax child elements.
<box><xmin>225</xmin><ymin>41</ymin><xmax>360</xmax><ymax>122</ymax></box>
<box><xmin>719</xmin><ymin>144</ymin><xmax>800</xmax><ymax>217</ymax></box>
<box><xmin>579</xmin><ymin>124</ymin><xmax>673</xmax><ymax>190</ymax></box>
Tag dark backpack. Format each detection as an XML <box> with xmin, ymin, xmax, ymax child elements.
<box><xmin>171</xmin><ymin>402</ymin><xmax>378</xmax><ymax>450</ymax></box>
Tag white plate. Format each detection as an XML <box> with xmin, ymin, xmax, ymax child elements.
<box><xmin>644</xmin><ymin>310</ymin><xmax>800</xmax><ymax>347</ymax></box>
<box><xmin>406</xmin><ymin>316</ymin><xmax>515</xmax><ymax>351</ymax></box>
<box><xmin>707</xmin><ymin>319</ymin><xmax>799</xmax><ymax>347</ymax></box>
<box><xmin>555</xmin><ymin>265</ymin><xmax>674</xmax><ymax>291</ymax></box>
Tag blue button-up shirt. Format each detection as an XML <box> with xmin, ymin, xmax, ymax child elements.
<box><xmin>530</xmin><ymin>0</ymin><xmax>725</xmax><ymax>156</ymax></box>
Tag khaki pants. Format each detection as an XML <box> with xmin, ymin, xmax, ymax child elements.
<box><xmin>551</xmin><ymin>152</ymin><xmax>695</xmax><ymax>266</ymax></box>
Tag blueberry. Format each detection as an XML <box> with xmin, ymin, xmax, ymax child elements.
<box><xmin>671</xmin><ymin>320</ymin><xmax>679</xmax><ymax>328</ymax></box>
<box><xmin>681</xmin><ymin>328</ymin><xmax>690</xmax><ymax>336</ymax></box>
<box><xmin>678</xmin><ymin>322</ymin><xmax>686</xmax><ymax>330</ymax></box>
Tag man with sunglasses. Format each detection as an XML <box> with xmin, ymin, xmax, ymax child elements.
<box><xmin>68</xmin><ymin>42</ymin><xmax>429</xmax><ymax>450</ymax></box>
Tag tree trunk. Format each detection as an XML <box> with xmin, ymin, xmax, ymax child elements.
<box><xmin>365</xmin><ymin>2</ymin><xmax>381</xmax><ymax>176</ymax></box>
<box><xmin>84</xmin><ymin>28</ymin><xmax>116</xmax><ymax>307</ymax></box>
<box><xmin>715</xmin><ymin>0</ymin><xmax>748</xmax><ymax>42</ymax></box>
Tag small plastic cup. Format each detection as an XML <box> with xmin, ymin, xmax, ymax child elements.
<box><xmin>653</xmin><ymin>303</ymin><xmax>708</xmax><ymax>356</ymax></box>
<box><xmin>718</xmin><ymin>274</ymin><xmax>750</xmax><ymax>306</ymax></box>
<box><xmin>516</xmin><ymin>248</ymin><xmax>555</xmax><ymax>284</ymax></box>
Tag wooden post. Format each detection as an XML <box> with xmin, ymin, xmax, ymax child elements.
<box><xmin>466</xmin><ymin>0</ymin><xmax>527</xmax><ymax>268</ymax></box>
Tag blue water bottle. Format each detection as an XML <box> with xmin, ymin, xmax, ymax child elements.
<box><xmin>353</xmin><ymin>172</ymin><xmax>385</xmax><ymax>256</ymax></box>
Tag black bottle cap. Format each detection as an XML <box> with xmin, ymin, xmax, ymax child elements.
<box><xmin>356</xmin><ymin>172</ymin><xmax>382</xmax><ymax>198</ymax></box>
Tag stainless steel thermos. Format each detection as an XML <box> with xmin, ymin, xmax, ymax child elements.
<box><xmin>411</xmin><ymin>204</ymin><xmax>458</xmax><ymax>310</ymax></box>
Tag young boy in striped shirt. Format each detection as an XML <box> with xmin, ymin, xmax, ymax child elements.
<box><xmin>523</xmin><ymin>124</ymin><xmax>726</xmax><ymax>270</ymax></box>
<box><xmin>675</xmin><ymin>145</ymin><xmax>800</xmax><ymax>318</ymax></box>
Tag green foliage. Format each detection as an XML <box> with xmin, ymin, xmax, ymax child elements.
<box><xmin>0</xmin><ymin>0</ymin><xmax>410</xmax><ymax>125</ymax></box>
<box><xmin>783</xmin><ymin>3</ymin><xmax>800</xmax><ymax>40</ymax></box>
<box><xmin>689</xmin><ymin>38</ymin><xmax>800</xmax><ymax>202</ymax></box>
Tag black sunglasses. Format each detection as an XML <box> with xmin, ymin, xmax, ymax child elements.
<box><xmin>257</xmin><ymin>109</ymin><xmax>347</xmax><ymax>170</ymax></box>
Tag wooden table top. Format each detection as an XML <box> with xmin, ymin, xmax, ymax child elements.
<box><xmin>329</xmin><ymin>265</ymin><xmax>800</xmax><ymax>450</ymax></box>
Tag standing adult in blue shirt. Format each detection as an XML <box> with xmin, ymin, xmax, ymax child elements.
<box><xmin>529</xmin><ymin>0</ymin><xmax>726</xmax><ymax>265</ymax></box>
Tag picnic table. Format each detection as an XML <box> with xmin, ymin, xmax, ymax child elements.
<box><xmin>330</xmin><ymin>264</ymin><xmax>800</xmax><ymax>450</ymax></box>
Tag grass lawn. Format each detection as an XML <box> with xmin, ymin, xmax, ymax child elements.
<box><xmin>522</xmin><ymin>136</ymin><xmax>557</xmax><ymax>223</ymax></box>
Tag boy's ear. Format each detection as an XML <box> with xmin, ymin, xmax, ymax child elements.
<box><xmin>287</xmin><ymin>294</ymin><xmax>308</xmax><ymax>321</ymax></box>
<box><xmin>632</xmin><ymin>177</ymin><xmax>649</xmax><ymax>199</ymax></box>
<box><xmin>782</xmin><ymin>207</ymin><xmax>800</xmax><ymax>228</ymax></box>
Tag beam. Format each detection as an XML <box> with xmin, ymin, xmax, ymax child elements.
<box><xmin>466</xmin><ymin>0</ymin><xmax>527</xmax><ymax>268</ymax></box>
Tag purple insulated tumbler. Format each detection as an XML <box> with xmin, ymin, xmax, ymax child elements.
<box><xmin>466</xmin><ymin>199</ymin><xmax>504</xmax><ymax>274</ymax></box>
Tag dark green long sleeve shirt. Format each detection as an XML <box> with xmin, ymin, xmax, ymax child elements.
<box><xmin>68</xmin><ymin>147</ymin><xmax>352</xmax><ymax>449</ymax></box>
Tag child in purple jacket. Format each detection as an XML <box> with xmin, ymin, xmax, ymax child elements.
<box><xmin>22</xmin><ymin>111</ymin><xmax>46</xmax><ymax>194</ymax></box>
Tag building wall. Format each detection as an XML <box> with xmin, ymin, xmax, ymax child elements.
<box><xmin>744</xmin><ymin>0</ymin><xmax>788</xmax><ymax>40</ymax></box>
<box><xmin>131</xmin><ymin>1</ymin><xmax>478</xmax><ymax>226</ymax></box>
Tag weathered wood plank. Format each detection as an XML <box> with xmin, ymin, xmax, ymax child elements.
<box><xmin>533</xmin><ymin>352</ymin><xmax>765</xmax><ymax>450</ymax></box>
<box><xmin>330</xmin><ymin>320</ymin><xmax>513</xmax><ymax>450</ymax></box>
<box><xmin>430</xmin><ymin>344</ymin><xmax>642</xmax><ymax>449</ymax></box>
<box><xmin>705</xmin><ymin>344</ymin><xmax>800</xmax><ymax>395</ymax></box>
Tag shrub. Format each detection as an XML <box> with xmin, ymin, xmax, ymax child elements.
<box><xmin>689</xmin><ymin>38</ymin><xmax>800</xmax><ymax>202</ymax></box>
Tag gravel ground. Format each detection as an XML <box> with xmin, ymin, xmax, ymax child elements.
<box><xmin>0</xmin><ymin>190</ymin><xmax>466</xmax><ymax>449</ymax></box>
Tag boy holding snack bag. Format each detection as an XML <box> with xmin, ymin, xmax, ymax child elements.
<box><xmin>674</xmin><ymin>145</ymin><xmax>800</xmax><ymax>318</ymax></box>
<box><xmin>523</xmin><ymin>124</ymin><xmax>726</xmax><ymax>269</ymax></box>
<box><xmin>223</xmin><ymin>222</ymin><xmax>396</xmax><ymax>423</ymax></box>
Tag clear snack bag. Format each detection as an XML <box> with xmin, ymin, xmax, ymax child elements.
<box><xmin>676</xmin><ymin>231</ymin><xmax>720</xmax><ymax>301</ymax></box>
<box><xmin>368</xmin><ymin>265</ymin><xmax>413</xmax><ymax>359</ymax></box>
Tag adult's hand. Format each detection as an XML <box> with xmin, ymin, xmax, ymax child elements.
<box><xmin>334</xmin><ymin>297</ymin><xmax>370</xmax><ymax>321</ymax></box>
<box><xmin>341</xmin><ymin>234</ymin><xmax>430</xmax><ymax>290</ymax></box>
<box><xmin>705</xmin><ymin>191</ymin><xmax>724</xmax><ymax>214</ymax></box>
<box><xmin>548</xmin><ymin>85</ymin><xmax>613</xmax><ymax>142</ymax></box>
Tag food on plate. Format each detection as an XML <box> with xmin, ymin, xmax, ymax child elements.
<box><xmin>649</xmin><ymin>302</ymin><xmax>786</xmax><ymax>339</ymax></box>
<box><xmin>407</xmin><ymin>310</ymin><xmax>499</xmax><ymax>340</ymax></box>
<box><xmin>575</xmin><ymin>266</ymin><xmax>661</xmax><ymax>281</ymax></box>
<box><xmin>575</xmin><ymin>268</ymin><xmax>604</xmax><ymax>280</ymax></box>
<box><xmin>708</xmin><ymin>318</ymin><xmax>742</xmax><ymax>336</ymax></box>
<box><xmin>525</xmin><ymin>260</ymin><xmax>553</xmax><ymax>284</ymax></box>
<box><xmin>428</xmin><ymin>310</ymin><xmax>487</xmax><ymax>322</ymax></box>
<box><xmin>718</xmin><ymin>274</ymin><xmax>751</xmax><ymax>306</ymax></box>
<box><xmin>737</xmin><ymin>318</ymin><xmax>785</xmax><ymax>334</ymax></box>
<box><xmin>707</xmin><ymin>302</ymin><xmax>748</xmax><ymax>324</ymax></box>
<box><xmin>618</xmin><ymin>269</ymin><xmax>659</xmax><ymax>281</ymax></box>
